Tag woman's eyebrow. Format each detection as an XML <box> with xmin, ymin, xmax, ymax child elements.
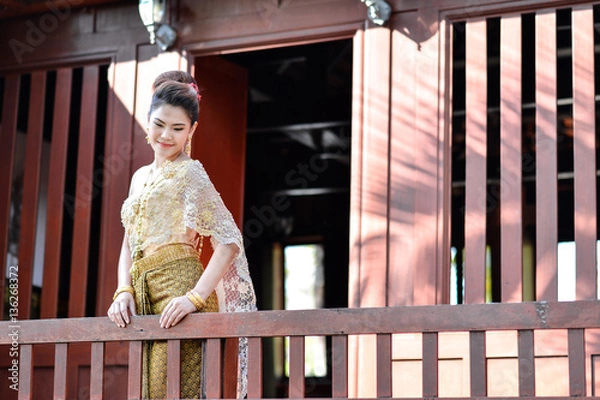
<box><xmin>153</xmin><ymin>117</ymin><xmax>186</xmax><ymax>126</ymax></box>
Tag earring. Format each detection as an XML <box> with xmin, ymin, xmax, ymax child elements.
<box><xmin>185</xmin><ymin>139</ymin><xmax>191</xmax><ymax>155</ymax></box>
<box><xmin>145</xmin><ymin>134</ymin><xmax>150</xmax><ymax>144</ymax></box>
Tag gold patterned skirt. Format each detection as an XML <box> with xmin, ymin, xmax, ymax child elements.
<box><xmin>130</xmin><ymin>243</ymin><xmax>219</xmax><ymax>399</ymax></box>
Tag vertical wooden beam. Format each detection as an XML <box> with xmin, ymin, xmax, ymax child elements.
<box><xmin>17</xmin><ymin>71</ymin><xmax>46</xmax><ymax>319</ymax></box>
<box><xmin>500</xmin><ymin>14</ymin><xmax>523</xmax><ymax>303</ymax></box>
<box><xmin>69</xmin><ymin>65</ymin><xmax>100</xmax><ymax>317</ymax></box>
<box><xmin>41</xmin><ymin>68</ymin><xmax>72</xmax><ymax>319</ymax></box>
<box><xmin>247</xmin><ymin>337</ymin><xmax>263</xmax><ymax>398</ymax></box>
<box><xmin>389</xmin><ymin>13</ymin><xmax>417</xmax><ymax>307</ymax></box>
<box><xmin>90</xmin><ymin>342</ymin><xmax>105</xmax><ymax>400</ymax></box>
<box><xmin>288</xmin><ymin>336</ymin><xmax>305</xmax><ymax>398</ymax></box>
<box><xmin>348</xmin><ymin>27</ymin><xmax>365</xmax><ymax>399</ymax></box>
<box><xmin>0</xmin><ymin>74</ymin><xmax>19</xmax><ymax>319</ymax></box>
<box><xmin>204</xmin><ymin>338</ymin><xmax>222</xmax><ymax>399</ymax></box>
<box><xmin>568</xmin><ymin>328</ymin><xmax>586</xmax><ymax>396</ymax></box>
<box><xmin>422</xmin><ymin>332</ymin><xmax>438</xmax><ymax>397</ymax></box>
<box><xmin>96</xmin><ymin>48</ymin><xmax>136</xmax><ymax>316</ymax></box>
<box><xmin>464</xmin><ymin>19</ymin><xmax>488</xmax><ymax>304</ymax></box>
<box><xmin>572</xmin><ymin>5</ymin><xmax>596</xmax><ymax>300</ymax></box>
<box><xmin>18</xmin><ymin>344</ymin><xmax>33</xmax><ymax>400</ymax></box>
<box><xmin>535</xmin><ymin>10</ymin><xmax>558</xmax><ymax>301</ymax></box>
<box><xmin>376</xmin><ymin>333</ymin><xmax>391</xmax><ymax>398</ymax></box>
<box><xmin>166</xmin><ymin>339</ymin><xmax>181</xmax><ymax>399</ymax></box>
<box><xmin>518</xmin><ymin>329</ymin><xmax>535</xmax><ymax>396</ymax></box>
<box><xmin>470</xmin><ymin>331</ymin><xmax>487</xmax><ymax>396</ymax></box>
<box><xmin>332</xmin><ymin>335</ymin><xmax>348</xmax><ymax>398</ymax></box>
<box><xmin>54</xmin><ymin>343</ymin><xmax>68</xmax><ymax>400</ymax></box>
<box><xmin>128</xmin><ymin>341</ymin><xmax>142</xmax><ymax>399</ymax></box>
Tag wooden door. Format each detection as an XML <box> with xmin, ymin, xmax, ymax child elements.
<box><xmin>192</xmin><ymin>55</ymin><xmax>249</xmax><ymax>398</ymax></box>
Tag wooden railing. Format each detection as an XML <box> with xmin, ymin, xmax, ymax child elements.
<box><xmin>1</xmin><ymin>300</ymin><xmax>600</xmax><ymax>399</ymax></box>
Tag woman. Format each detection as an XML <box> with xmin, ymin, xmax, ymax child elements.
<box><xmin>107</xmin><ymin>72</ymin><xmax>256</xmax><ymax>399</ymax></box>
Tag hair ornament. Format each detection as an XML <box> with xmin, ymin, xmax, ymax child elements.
<box><xmin>188</xmin><ymin>83</ymin><xmax>202</xmax><ymax>102</ymax></box>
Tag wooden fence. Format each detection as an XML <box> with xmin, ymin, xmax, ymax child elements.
<box><xmin>1</xmin><ymin>300</ymin><xmax>600</xmax><ymax>399</ymax></box>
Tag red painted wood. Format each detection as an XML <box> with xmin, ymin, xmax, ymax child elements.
<box><xmin>96</xmin><ymin>47</ymin><xmax>136</xmax><ymax>317</ymax></box>
<box><xmin>17</xmin><ymin>70</ymin><xmax>46</xmax><ymax>320</ymax></box>
<box><xmin>54</xmin><ymin>343</ymin><xmax>68</xmax><ymax>399</ymax></box>
<box><xmin>389</xmin><ymin>13</ymin><xmax>416</xmax><ymax>307</ymax></box>
<box><xmin>247</xmin><ymin>337</ymin><xmax>263</xmax><ymax>398</ymax></box>
<box><xmin>518</xmin><ymin>329</ymin><xmax>535</xmax><ymax>396</ymax></box>
<box><xmin>127</xmin><ymin>341</ymin><xmax>142</xmax><ymax>399</ymax></box>
<box><xmin>572</xmin><ymin>6</ymin><xmax>597</xmax><ymax>300</ymax></box>
<box><xmin>376</xmin><ymin>333</ymin><xmax>391</xmax><ymax>397</ymax></box>
<box><xmin>90</xmin><ymin>342</ymin><xmax>105</xmax><ymax>400</ymax></box>
<box><xmin>18</xmin><ymin>345</ymin><xmax>33</xmax><ymax>400</ymax></box>
<box><xmin>0</xmin><ymin>74</ymin><xmax>19</xmax><ymax>320</ymax></box>
<box><xmin>348</xmin><ymin>27</ymin><xmax>364</xmax><ymax>310</ymax></box>
<box><xmin>332</xmin><ymin>335</ymin><xmax>348</xmax><ymax>397</ymax></box>
<box><xmin>166</xmin><ymin>339</ymin><xmax>181</xmax><ymax>399</ymax></box>
<box><xmin>289</xmin><ymin>336</ymin><xmax>305</xmax><ymax>398</ymax></box>
<box><xmin>69</xmin><ymin>65</ymin><xmax>100</xmax><ymax>318</ymax></box>
<box><xmin>5</xmin><ymin>301</ymin><xmax>600</xmax><ymax>344</ymax></box>
<box><xmin>464</xmin><ymin>19</ymin><xmax>488</xmax><ymax>304</ymax></box>
<box><xmin>223</xmin><ymin>338</ymin><xmax>239</xmax><ymax>398</ymax></box>
<box><xmin>500</xmin><ymin>14</ymin><xmax>523</xmax><ymax>303</ymax></box>
<box><xmin>40</xmin><ymin>68</ymin><xmax>72</xmax><ymax>319</ymax></box>
<box><xmin>422</xmin><ymin>332</ymin><xmax>438</xmax><ymax>397</ymax></box>
<box><xmin>535</xmin><ymin>10</ymin><xmax>558</xmax><ymax>302</ymax></box>
<box><xmin>469</xmin><ymin>331</ymin><xmax>486</xmax><ymax>396</ymax></box>
<box><xmin>568</xmin><ymin>328</ymin><xmax>586</xmax><ymax>396</ymax></box>
<box><xmin>204</xmin><ymin>338</ymin><xmax>222</xmax><ymax>399</ymax></box>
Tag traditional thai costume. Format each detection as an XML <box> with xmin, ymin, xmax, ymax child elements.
<box><xmin>121</xmin><ymin>159</ymin><xmax>256</xmax><ymax>399</ymax></box>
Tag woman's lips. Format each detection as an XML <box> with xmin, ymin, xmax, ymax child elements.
<box><xmin>157</xmin><ymin>142</ymin><xmax>174</xmax><ymax>148</ymax></box>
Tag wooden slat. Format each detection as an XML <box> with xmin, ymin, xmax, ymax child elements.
<box><xmin>54</xmin><ymin>343</ymin><xmax>68</xmax><ymax>399</ymax></box>
<box><xmin>464</xmin><ymin>19</ymin><xmax>488</xmax><ymax>304</ymax></box>
<box><xmin>204</xmin><ymin>338</ymin><xmax>222</xmax><ymax>399</ymax></box>
<box><xmin>535</xmin><ymin>10</ymin><xmax>558</xmax><ymax>302</ymax></box>
<box><xmin>127</xmin><ymin>341</ymin><xmax>142</xmax><ymax>399</ymax></box>
<box><xmin>69</xmin><ymin>65</ymin><xmax>100</xmax><ymax>317</ymax></box>
<box><xmin>376</xmin><ymin>333</ymin><xmax>392</xmax><ymax>397</ymax></box>
<box><xmin>18</xmin><ymin>344</ymin><xmax>33</xmax><ymax>400</ymax></box>
<box><xmin>90</xmin><ymin>342</ymin><xmax>105</xmax><ymax>400</ymax></box>
<box><xmin>0</xmin><ymin>74</ymin><xmax>19</xmax><ymax>319</ymax></box>
<box><xmin>288</xmin><ymin>336</ymin><xmax>305</xmax><ymax>398</ymax></box>
<box><xmin>518</xmin><ymin>329</ymin><xmax>535</xmax><ymax>396</ymax></box>
<box><xmin>223</xmin><ymin>338</ymin><xmax>239</xmax><ymax>398</ymax></box>
<box><xmin>247</xmin><ymin>337</ymin><xmax>263</xmax><ymax>398</ymax></box>
<box><xmin>572</xmin><ymin>5</ymin><xmax>597</xmax><ymax>300</ymax></box>
<box><xmin>332</xmin><ymin>335</ymin><xmax>348</xmax><ymax>397</ymax></box>
<box><xmin>568</xmin><ymin>328</ymin><xmax>586</xmax><ymax>396</ymax></box>
<box><xmin>166</xmin><ymin>339</ymin><xmax>181</xmax><ymax>399</ymax></box>
<box><xmin>422</xmin><ymin>332</ymin><xmax>438</xmax><ymax>397</ymax></box>
<box><xmin>40</xmin><ymin>68</ymin><xmax>72</xmax><ymax>318</ymax></box>
<box><xmin>17</xmin><ymin>71</ymin><xmax>46</xmax><ymax>319</ymax></box>
<box><xmin>500</xmin><ymin>14</ymin><xmax>523</xmax><ymax>302</ymax></box>
<box><xmin>469</xmin><ymin>331</ymin><xmax>486</xmax><ymax>396</ymax></box>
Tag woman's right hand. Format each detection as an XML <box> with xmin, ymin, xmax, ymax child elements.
<box><xmin>108</xmin><ymin>293</ymin><xmax>137</xmax><ymax>328</ymax></box>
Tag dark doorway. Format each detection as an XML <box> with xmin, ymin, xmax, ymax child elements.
<box><xmin>222</xmin><ymin>38</ymin><xmax>353</xmax><ymax>397</ymax></box>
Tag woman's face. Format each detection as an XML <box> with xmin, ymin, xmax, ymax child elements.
<box><xmin>147</xmin><ymin>104</ymin><xmax>197</xmax><ymax>162</ymax></box>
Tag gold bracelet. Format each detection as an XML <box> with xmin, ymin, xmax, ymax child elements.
<box><xmin>113</xmin><ymin>285</ymin><xmax>134</xmax><ymax>300</ymax></box>
<box><xmin>185</xmin><ymin>290</ymin><xmax>206</xmax><ymax>311</ymax></box>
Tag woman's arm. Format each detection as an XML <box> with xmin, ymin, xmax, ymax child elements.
<box><xmin>159</xmin><ymin>242</ymin><xmax>238</xmax><ymax>328</ymax></box>
<box><xmin>107</xmin><ymin>235</ymin><xmax>137</xmax><ymax>327</ymax></box>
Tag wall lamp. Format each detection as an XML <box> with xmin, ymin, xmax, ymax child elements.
<box><xmin>360</xmin><ymin>0</ymin><xmax>392</xmax><ymax>26</ymax></box>
<box><xmin>139</xmin><ymin>0</ymin><xmax>177</xmax><ymax>51</ymax></box>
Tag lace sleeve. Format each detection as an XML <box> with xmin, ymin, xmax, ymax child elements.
<box><xmin>183</xmin><ymin>161</ymin><xmax>257</xmax><ymax>313</ymax></box>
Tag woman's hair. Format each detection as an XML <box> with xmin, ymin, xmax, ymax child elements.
<box><xmin>152</xmin><ymin>70</ymin><xmax>197</xmax><ymax>91</ymax></box>
<box><xmin>149</xmin><ymin>78</ymin><xmax>201</xmax><ymax>124</ymax></box>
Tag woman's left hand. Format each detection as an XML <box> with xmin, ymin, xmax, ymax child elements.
<box><xmin>159</xmin><ymin>295</ymin><xmax>196</xmax><ymax>328</ymax></box>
